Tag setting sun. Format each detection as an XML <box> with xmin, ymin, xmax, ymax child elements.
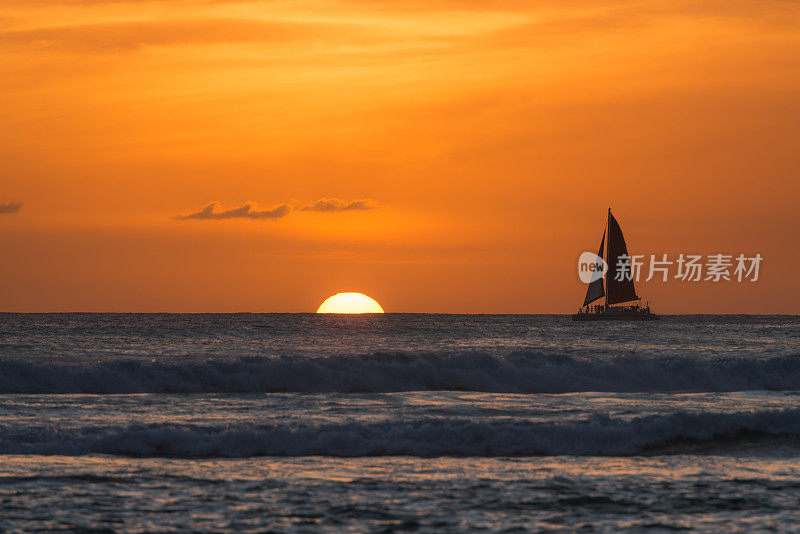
<box><xmin>316</xmin><ymin>293</ymin><xmax>384</xmax><ymax>314</ymax></box>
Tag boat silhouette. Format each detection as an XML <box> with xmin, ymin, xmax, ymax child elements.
<box><xmin>572</xmin><ymin>209</ymin><xmax>658</xmax><ymax>321</ymax></box>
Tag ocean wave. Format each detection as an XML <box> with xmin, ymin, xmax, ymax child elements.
<box><xmin>2</xmin><ymin>352</ymin><xmax>800</xmax><ymax>394</ymax></box>
<box><xmin>3</xmin><ymin>409</ymin><xmax>800</xmax><ymax>457</ymax></box>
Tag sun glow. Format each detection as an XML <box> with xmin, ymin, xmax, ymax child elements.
<box><xmin>316</xmin><ymin>292</ymin><xmax>384</xmax><ymax>314</ymax></box>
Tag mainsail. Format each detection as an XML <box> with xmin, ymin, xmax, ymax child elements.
<box><xmin>582</xmin><ymin>230</ymin><xmax>605</xmax><ymax>306</ymax></box>
<box><xmin>605</xmin><ymin>210</ymin><xmax>640</xmax><ymax>304</ymax></box>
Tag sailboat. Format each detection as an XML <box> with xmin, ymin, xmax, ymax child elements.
<box><xmin>572</xmin><ymin>209</ymin><xmax>658</xmax><ymax>321</ymax></box>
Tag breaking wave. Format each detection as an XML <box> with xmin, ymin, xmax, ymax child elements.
<box><xmin>2</xmin><ymin>352</ymin><xmax>800</xmax><ymax>394</ymax></box>
<box><xmin>3</xmin><ymin>409</ymin><xmax>800</xmax><ymax>457</ymax></box>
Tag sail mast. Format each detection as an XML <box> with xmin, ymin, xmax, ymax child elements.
<box><xmin>605</xmin><ymin>208</ymin><xmax>610</xmax><ymax>307</ymax></box>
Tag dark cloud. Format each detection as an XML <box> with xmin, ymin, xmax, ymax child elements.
<box><xmin>0</xmin><ymin>202</ymin><xmax>22</xmax><ymax>214</ymax></box>
<box><xmin>176</xmin><ymin>201</ymin><xmax>290</xmax><ymax>220</ymax></box>
<box><xmin>176</xmin><ymin>198</ymin><xmax>379</xmax><ymax>221</ymax></box>
<box><xmin>298</xmin><ymin>198</ymin><xmax>379</xmax><ymax>212</ymax></box>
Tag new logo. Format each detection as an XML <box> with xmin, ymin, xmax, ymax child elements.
<box><xmin>578</xmin><ymin>252</ymin><xmax>607</xmax><ymax>284</ymax></box>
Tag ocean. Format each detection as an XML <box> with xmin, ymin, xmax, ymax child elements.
<box><xmin>1</xmin><ymin>313</ymin><xmax>799</xmax><ymax>532</ymax></box>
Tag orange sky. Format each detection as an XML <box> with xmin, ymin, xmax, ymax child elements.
<box><xmin>1</xmin><ymin>0</ymin><xmax>798</xmax><ymax>313</ymax></box>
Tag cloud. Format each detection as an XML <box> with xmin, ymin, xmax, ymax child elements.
<box><xmin>298</xmin><ymin>198</ymin><xmax>379</xmax><ymax>212</ymax></box>
<box><xmin>0</xmin><ymin>19</ymin><xmax>378</xmax><ymax>53</ymax></box>
<box><xmin>176</xmin><ymin>198</ymin><xmax>379</xmax><ymax>221</ymax></box>
<box><xmin>176</xmin><ymin>201</ymin><xmax>290</xmax><ymax>220</ymax></box>
<box><xmin>0</xmin><ymin>202</ymin><xmax>22</xmax><ymax>214</ymax></box>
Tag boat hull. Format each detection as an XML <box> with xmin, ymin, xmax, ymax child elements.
<box><xmin>572</xmin><ymin>310</ymin><xmax>658</xmax><ymax>321</ymax></box>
